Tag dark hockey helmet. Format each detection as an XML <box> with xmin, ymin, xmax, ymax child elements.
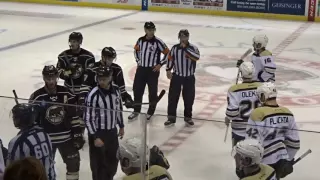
<box><xmin>42</xmin><ymin>65</ymin><xmax>58</xmax><ymax>77</ymax></box>
<box><xmin>96</xmin><ymin>66</ymin><xmax>113</xmax><ymax>78</ymax></box>
<box><xmin>101</xmin><ymin>47</ymin><xmax>117</xmax><ymax>59</ymax></box>
<box><xmin>69</xmin><ymin>32</ymin><xmax>83</xmax><ymax>43</ymax></box>
<box><xmin>178</xmin><ymin>29</ymin><xmax>189</xmax><ymax>38</ymax></box>
<box><xmin>144</xmin><ymin>22</ymin><xmax>156</xmax><ymax>29</ymax></box>
<box><xmin>10</xmin><ymin>103</ymin><xmax>37</xmax><ymax>129</ymax></box>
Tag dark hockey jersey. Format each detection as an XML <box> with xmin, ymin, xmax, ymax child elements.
<box><xmin>29</xmin><ymin>85</ymin><xmax>81</xmax><ymax>144</ymax></box>
<box><xmin>80</xmin><ymin>61</ymin><xmax>127</xmax><ymax>100</ymax></box>
<box><xmin>57</xmin><ymin>48</ymin><xmax>95</xmax><ymax>95</ymax></box>
<box><xmin>7</xmin><ymin>126</ymin><xmax>56</xmax><ymax>180</ymax></box>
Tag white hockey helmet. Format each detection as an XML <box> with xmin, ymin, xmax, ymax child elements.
<box><xmin>253</xmin><ymin>35</ymin><xmax>268</xmax><ymax>50</ymax></box>
<box><xmin>239</xmin><ymin>62</ymin><xmax>255</xmax><ymax>79</ymax></box>
<box><xmin>256</xmin><ymin>82</ymin><xmax>277</xmax><ymax>103</ymax></box>
<box><xmin>117</xmin><ymin>137</ymin><xmax>149</xmax><ymax>172</ymax></box>
<box><xmin>232</xmin><ymin>139</ymin><xmax>264</xmax><ymax>167</ymax></box>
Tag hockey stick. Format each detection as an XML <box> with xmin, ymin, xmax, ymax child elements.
<box><xmin>236</xmin><ymin>48</ymin><xmax>253</xmax><ymax>84</ymax></box>
<box><xmin>293</xmin><ymin>149</ymin><xmax>312</xmax><ymax>165</ymax></box>
<box><xmin>132</xmin><ymin>89</ymin><xmax>166</xmax><ymax>106</ymax></box>
<box><xmin>12</xmin><ymin>90</ymin><xmax>19</xmax><ymax>105</ymax></box>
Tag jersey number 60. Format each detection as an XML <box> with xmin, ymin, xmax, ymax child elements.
<box><xmin>34</xmin><ymin>143</ymin><xmax>50</xmax><ymax>159</ymax></box>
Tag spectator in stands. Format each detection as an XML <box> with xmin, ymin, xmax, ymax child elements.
<box><xmin>3</xmin><ymin>157</ymin><xmax>47</xmax><ymax>180</ymax></box>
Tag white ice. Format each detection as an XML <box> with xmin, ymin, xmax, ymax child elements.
<box><xmin>0</xmin><ymin>2</ymin><xmax>320</xmax><ymax>179</ymax></box>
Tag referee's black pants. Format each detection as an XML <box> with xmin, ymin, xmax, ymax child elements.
<box><xmin>133</xmin><ymin>66</ymin><xmax>160</xmax><ymax>115</ymax></box>
<box><xmin>167</xmin><ymin>74</ymin><xmax>195</xmax><ymax>122</ymax></box>
<box><xmin>88</xmin><ymin>128</ymin><xmax>119</xmax><ymax>180</ymax></box>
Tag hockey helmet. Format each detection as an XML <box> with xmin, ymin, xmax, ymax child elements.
<box><xmin>10</xmin><ymin>103</ymin><xmax>38</xmax><ymax>129</ymax></box>
<box><xmin>253</xmin><ymin>35</ymin><xmax>268</xmax><ymax>50</ymax></box>
<box><xmin>96</xmin><ymin>66</ymin><xmax>113</xmax><ymax>78</ymax></box>
<box><xmin>42</xmin><ymin>65</ymin><xmax>58</xmax><ymax>77</ymax></box>
<box><xmin>117</xmin><ymin>137</ymin><xmax>149</xmax><ymax>175</ymax></box>
<box><xmin>239</xmin><ymin>62</ymin><xmax>255</xmax><ymax>79</ymax></box>
<box><xmin>178</xmin><ymin>29</ymin><xmax>189</xmax><ymax>38</ymax></box>
<box><xmin>256</xmin><ymin>82</ymin><xmax>277</xmax><ymax>103</ymax></box>
<box><xmin>144</xmin><ymin>22</ymin><xmax>156</xmax><ymax>29</ymax></box>
<box><xmin>101</xmin><ymin>47</ymin><xmax>117</xmax><ymax>59</ymax></box>
<box><xmin>232</xmin><ymin>139</ymin><xmax>264</xmax><ymax>168</ymax></box>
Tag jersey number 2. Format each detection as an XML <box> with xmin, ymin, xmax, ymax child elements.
<box><xmin>240</xmin><ymin>100</ymin><xmax>259</xmax><ymax>119</ymax></box>
<box><xmin>34</xmin><ymin>143</ymin><xmax>49</xmax><ymax>159</ymax></box>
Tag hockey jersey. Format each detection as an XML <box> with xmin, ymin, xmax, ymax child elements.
<box><xmin>226</xmin><ymin>82</ymin><xmax>261</xmax><ymax>137</ymax></box>
<box><xmin>29</xmin><ymin>85</ymin><xmax>81</xmax><ymax>144</ymax></box>
<box><xmin>251</xmin><ymin>50</ymin><xmax>276</xmax><ymax>82</ymax></box>
<box><xmin>7</xmin><ymin>126</ymin><xmax>56</xmax><ymax>180</ymax></box>
<box><xmin>80</xmin><ymin>61</ymin><xmax>127</xmax><ymax>100</ymax></box>
<box><xmin>57</xmin><ymin>48</ymin><xmax>95</xmax><ymax>95</ymax></box>
<box><xmin>245</xmin><ymin>105</ymin><xmax>300</xmax><ymax>165</ymax></box>
<box><xmin>240</xmin><ymin>164</ymin><xmax>276</xmax><ymax>180</ymax></box>
<box><xmin>123</xmin><ymin>165</ymin><xmax>172</xmax><ymax>180</ymax></box>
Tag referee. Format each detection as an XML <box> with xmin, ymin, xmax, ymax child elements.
<box><xmin>129</xmin><ymin>21</ymin><xmax>169</xmax><ymax>120</ymax></box>
<box><xmin>84</xmin><ymin>66</ymin><xmax>125</xmax><ymax>180</ymax></box>
<box><xmin>165</xmin><ymin>29</ymin><xmax>200</xmax><ymax>127</ymax></box>
<box><xmin>7</xmin><ymin>104</ymin><xmax>56</xmax><ymax>180</ymax></box>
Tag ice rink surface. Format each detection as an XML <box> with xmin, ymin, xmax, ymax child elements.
<box><xmin>1</xmin><ymin>2</ymin><xmax>320</xmax><ymax>179</ymax></box>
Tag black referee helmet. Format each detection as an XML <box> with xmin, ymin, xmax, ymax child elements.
<box><xmin>11</xmin><ymin>104</ymin><xmax>37</xmax><ymax>129</ymax></box>
<box><xmin>96</xmin><ymin>66</ymin><xmax>113</xmax><ymax>78</ymax></box>
<box><xmin>144</xmin><ymin>22</ymin><xmax>156</xmax><ymax>29</ymax></box>
<box><xmin>178</xmin><ymin>29</ymin><xmax>189</xmax><ymax>38</ymax></box>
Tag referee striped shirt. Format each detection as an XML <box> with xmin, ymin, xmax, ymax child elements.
<box><xmin>7</xmin><ymin>126</ymin><xmax>56</xmax><ymax>180</ymax></box>
<box><xmin>84</xmin><ymin>84</ymin><xmax>124</xmax><ymax>136</ymax></box>
<box><xmin>166</xmin><ymin>43</ymin><xmax>200</xmax><ymax>77</ymax></box>
<box><xmin>134</xmin><ymin>35</ymin><xmax>169</xmax><ymax>67</ymax></box>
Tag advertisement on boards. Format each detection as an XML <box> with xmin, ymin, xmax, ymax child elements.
<box><xmin>149</xmin><ymin>0</ymin><xmax>224</xmax><ymax>10</ymax></box>
<box><xmin>227</xmin><ymin>0</ymin><xmax>306</xmax><ymax>15</ymax></box>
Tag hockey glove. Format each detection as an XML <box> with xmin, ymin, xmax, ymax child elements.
<box><xmin>73</xmin><ymin>133</ymin><xmax>85</xmax><ymax>150</ymax></box>
<box><xmin>123</xmin><ymin>92</ymin><xmax>134</xmax><ymax>109</ymax></box>
<box><xmin>149</xmin><ymin>145</ymin><xmax>170</xmax><ymax>169</ymax></box>
<box><xmin>236</xmin><ymin>59</ymin><xmax>244</xmax><ymax>67</ymax></box>
<box><xmin>277</xmin><ymin>159</ymin><xmax>293</xmax><ymax>178</ymax></box>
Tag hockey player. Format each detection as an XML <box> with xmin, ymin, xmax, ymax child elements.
<box><xmin>245</xmin><ymin>82</ymin><xmax>300</xmax><ymax>179</ymax></box>
<box><xmin>237</xmin><ymin>35</ymin><xmax>276</xmax><ymax>82</ymax></box>
<box><xmin>29</xmin><ymin>65</ymin><xmax>84</xmax><ymax>180</ymax></box>
<box><xmin>0</xmin><ymin>139</ymin><xmax>4</xmax><ymax>180</ymax></box>
<box><xmin>57</xmin><ymin>32</ymin><xmax>95</xmax><ymax>134</ymax></box>
<box><xmin>117</xmin><ymin>138</ymin><xmax>172</xmax><ymax>180</ymax></box>
<box><xmin>80</xmin><ymin>46</ymin><xmax>133</xmax><ymax>109</ymax></box>
<box><xmin>7</xmin><ymin>104</ymin><xmax>56</xmax><ymax>180</ymax></box>
<box><xmin>232</xmin><ymin>139</ymin><xmax>276</xmax><ymax>180</ymax></box>
<box><xmin>225</xmin><ymin>62</ymin><xmax>261</xmax><ymax>146</ymax></box>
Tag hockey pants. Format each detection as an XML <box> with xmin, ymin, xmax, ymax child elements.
<box><xmin>88</xmin><ymin>128</ymin><xmax>119</xmax><ymax>180</ymax></box>
<box><xmin>52</xmin><ymin>141</ymin><xmax>80</xmax><ymax>180</ymax></box>
<box><xmin>167</xmin><ymin>74</ymin><xmax>195</xmax><ymax>122</ymax></box>
<box><xmin>133</xmin><ymin>66</ymin><xmax>159</xmax><ymax>115</ymax></box>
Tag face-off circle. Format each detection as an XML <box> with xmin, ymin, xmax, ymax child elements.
<box><xmin>128</xmin><ymin>54</ymin><xmax>320</xmax><ymax>106</ymax></box>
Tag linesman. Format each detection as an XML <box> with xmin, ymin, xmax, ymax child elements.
<box><xmin>165</xmin><ymin>29</ymin><xmax>200</xmax><ymax>127</ymax></box>
<box><xmin>7</xmin><ymin>104</ymin><xmax>56</xmax><ymax>180</ymax></box>
<box><xmin>129</xmin><ymin>21</ymin><xmax>169</xmax><ymax>120</ymax></box>
<box><xmin>84</xmin><ymin>66</ymin><xmax>125</xmax><ymax>180</ymax></box>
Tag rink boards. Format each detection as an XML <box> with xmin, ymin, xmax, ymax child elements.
<box><xmin>1</xmin><ymin>0</ymin><xmax>320</xmax><ymax>22</ymax></box>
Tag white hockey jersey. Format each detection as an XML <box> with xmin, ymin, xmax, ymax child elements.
<box><xmin>226</xmin><ymin>82</ymin><xmax>261</xmax><ymax>137</ymax></box>
<box><xmin>245</xmin><ymin>105</ymin><xmax>300</xmax><ymax>165</ymax></box>
<box><xmin>252</xmin><ymin>50</ymin><xmax>276</xmax><ymax>82</ymax></box>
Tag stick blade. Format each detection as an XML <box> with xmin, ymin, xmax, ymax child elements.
<box><xmin>157</xmin><ymin>90</ymin><xmax>166</xmax><ymax>102</ymax></box>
